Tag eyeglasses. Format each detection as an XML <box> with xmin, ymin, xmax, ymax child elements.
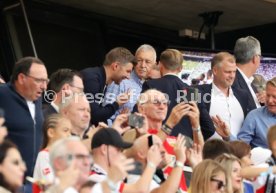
<box><xmin>256</xmin><ymin>54</ymin><xmax>262</xmax><ymax>59</ymax></box>
<box><xmin>24</xmin><ymin>74</ymin><xmax>49</xmax><ymax>84</ymax></box>
<box><xmin>66</xmin><ymin>153</ymin><xmax>93</xmax><ymax>164</ymax></box>
<box><xmin>69</xmin><ymin>84</ymin><xmax>84</xmax><ymax>92</ymax></box>
<box><xmin>211</xmin><ymin>178</ymin><xmax>226</xmax><ymax>190</ymax></box>
<box><xmin>150</xmin><ymin>99</ymin><xmax>170</xmax><ymax>106</ymax></box>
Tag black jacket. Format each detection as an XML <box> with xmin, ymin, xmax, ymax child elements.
<box><xmin>142</xmin><ymin>75</ymin><xmax>215</xmax><ymax>140</ymax></box>
<box><xmin>81</xmin><ymin>66</ymin><xmax>119</xmax><ymax>125</ymax></box>
<box><xmin>0</xmin><ymin>83</ymin><xmax>44</xmax><ymax>177</ymax></box>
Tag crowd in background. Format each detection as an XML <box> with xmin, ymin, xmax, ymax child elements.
<box><xmin>0</xmin><ymin>35</ymin><xmax>275</xmax><ymax>193</ymax></box>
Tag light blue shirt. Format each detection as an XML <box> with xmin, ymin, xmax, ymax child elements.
<box><xmin>104</xmin><ymin>71</ymin><xmax>144</xmax><ymax>125</ymax></box>
<box><xmin>237</xmin><ymin>106</ymin><xmax>276</xmax><ymax>148</ymax></box>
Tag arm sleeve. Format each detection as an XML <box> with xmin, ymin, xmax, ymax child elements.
<box><xmin>237</xmin><ymin>111</ymin><xmax>256</xmax><ymax>144</ymax></box>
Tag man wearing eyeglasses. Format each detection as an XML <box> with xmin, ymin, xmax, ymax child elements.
<box><xmin>43</xmin><ymin>68</ymin><xmax>84</xmax><ymax>118</ymax></box>
<box><xmin>141</xmin><ymin>49</ymin><xmax>215</xmax><ymax>140</ymax></box>
<box><xmin>0</xmin><ymin>56</ymin><xmax>48</xmax><ymax>193</ymax></box>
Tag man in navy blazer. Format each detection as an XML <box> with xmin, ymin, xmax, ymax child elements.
<box><xmin>81</xmin><ymin>47</ymin><xmax>135</xmax><ymax>125</ymax></box>
<box><xmin>0</xmin><ymin>57</ymin><xmax>48</xmax><ymax>193</ymax></box>
<box><xmin>142</xmin><ymin>49</ymin><xmax>215</xmax><ymax>140</ymax></box>
<box><xmin>43</xmin><ymin>68</ymin><xmax>84</xmax><ymax>118</ymax></box>
<box><xmin>232</xmin><ymin>36</ymin><xmax>265</xmax><ymax>110</ymax></box>
<box><xmin>198</xmin><ymin>52</ymin><xmax>253</xmax><ymax>140</ymax></box>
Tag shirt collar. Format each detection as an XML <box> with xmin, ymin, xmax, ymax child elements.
<box><xmin>131</xmin><ymin>70</ymin><xmax>144</xmax><ymax>86</ymax></box>
<box><xmin>212</xmin><ymin>83</ymin><xmax>234</xmax><ymax>97</ymax></box>
<box><xmin>238</xmin><ymin>68</ymin><xmax>254</xmax><ymax>84</ymax></box>
<box><xmin>51</xmin><ymin>101</ymin><xmax>59</xmax><ymax>112</ymax></box>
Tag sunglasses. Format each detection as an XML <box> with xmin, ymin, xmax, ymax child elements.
<box><xmin>211</xmin><ymin>178</ymin><xmax>226</xmax><ymax>190</ymax></box>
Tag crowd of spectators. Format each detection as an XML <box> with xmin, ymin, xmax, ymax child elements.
<box><xmin>0</xmin><ymin>36</ymin><xmax>275</xmax><ymax>193</ymax></box>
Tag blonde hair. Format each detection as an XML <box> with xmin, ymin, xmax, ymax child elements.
<box><xmin>41</xmin><ymin>114</ymin><xmax>70</xmax><ymax>149</ymax></box>
<box><xmin>190</xmin><ymin>159</ymin><xmax>227</xmax><ymax>193</ymax></box>
<box><xmin>160</xmin><ymin>49</ymin><xmax>183</xmax><ymax>70</ymax></box>
<box><xmin>215</xmin><ymin>153</ymin><xmax>243</xmax><ymax>193</ymax></box>
<box><xmin>266</xmin><ymin>77</ymin><xmax>276</xmax><ymax>88</ymax></box>
<box><xmin>267</xmin><ymin>125</ymin><xmax>276</xmax><ymax>150</ymax></box>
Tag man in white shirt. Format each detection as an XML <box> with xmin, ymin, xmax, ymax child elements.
<box><xmin>232</xmin><ymin>36</ymin><xmax>266</xmax><ymax>110</ymax></box>
<box><xmin>198</xmin><ymin>52</ymin><xmax>251</xmax><ymax>140</ymax></box>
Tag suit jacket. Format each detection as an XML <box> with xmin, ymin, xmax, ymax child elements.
<box><xmin>43</xmin><ymin>104</ymin><xmax>58</xmax><ymax>118</ymax></box>
<box><xmin>0</xmin><ymin>83</ymin><xmax>44</xmax><ymax>177</ymax></box>
<box><xmin>81</xmin><ymin>66</ymin><xmax>119</xmax><ymax>125</ymax></box>
<box><xmin>197</xmin><ymin>84</ymin><xmax>253</xmax><ymax>117</ymax></box>
<box><xmin>142</xmin><ymin>75</ymin><xmax>215</xmax><ymax>140</ymax></box>
<box><xmin>232</xmin><ymin>70</ymin><xmax>257</xmax><ymax>110</ymax></box>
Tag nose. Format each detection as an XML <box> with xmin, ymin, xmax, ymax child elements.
<box><xmin>41</xmin><ymin>81</ymin><xmax>47</xmax><ymax>91</ymax></box>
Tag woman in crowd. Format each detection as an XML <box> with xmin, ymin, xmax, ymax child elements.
<box><xmin>230</xmin><ymin>141</ymin><xmax>254</xmax><ymax>193</ymax></box>
<box><xmin>189</xmin><ymin>159</ymin><xmax>228</xmax><ymax>193</ymax></box>
<box><xmin>33</xmin><ymin>114</ymin><xmax>72</xmax><ymax>184</ymax></box>
<box><xmin>0</xmin><ymin>140</ymin><xmax>26</xmax><ymax>193</ymax></box>
<box><xmin>215</xmin><ymin>153</ymin><xmax>243</xmax><ymax>193</ymax></box>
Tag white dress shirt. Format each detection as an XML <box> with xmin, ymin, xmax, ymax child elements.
<box><xmin>26</xmin><ymin>100</ymin><xmax>35</xmax><ymax>122</ymax></box>
<box><xmin>238</xmin><ymin>68</ymin><xmax>261</xmax><ymax>108</ymax></box>
<box><xmin>209</xmin><ymin>83</ymin><xmax>244</xmax><ymax>139</ymax></box>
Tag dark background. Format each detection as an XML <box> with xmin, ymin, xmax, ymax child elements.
<box><xmin>1</xmin><ymin>0</ymin><xmax>276</xmax><ymax>81</ymax></box>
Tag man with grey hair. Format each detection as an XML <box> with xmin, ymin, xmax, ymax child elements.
<box><xmin>60</xmin><ymin>93</ymin><xmax>91</xmax><ymax>137</ymax></box>
<box><xmin>141</xmin><ymin>49</ymin><xmax>215</xmax><ymax>140</ymax></box>
<box><xmin>104</xmin><ymin>44</ymin><xmax>158</xmax><ymax>124</ymax></box>
<box><xmin>232</xmin><ymin>36</ymin><xmax>265</xmax><ymax>110</ymax></box>
<box><xmin>47</xmin><ymin>136</ymin><xmax>134</xmax><ymax>193</ymax></box>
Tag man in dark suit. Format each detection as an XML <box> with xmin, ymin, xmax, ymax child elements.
<box><xmin>43</xmin><ymin>68</ymin><xmax>84</xmax><ymax>118</ymax></box>
<box><xmin>81</xmin><ymin>47</ymin><xmax>135</xmax><ymax>125</ymax></box>
<box><xmin>0</xmin><ymin>57</ymin><xmax>48</xmax><ymax>193</ymax></box>
<box><xmin>232</xmin><ymin>36</ymin><xmax>265</xmax><ymax>110</ymax></box>
<box><xmin>198</xmin><ymin>52</ymin><xmax>252</xmax><ymax>140</ymax></box>
<box><xmin>141</xmin><ymin>49</ymin><xmax>215</xmax><ymax>140</ymax></box>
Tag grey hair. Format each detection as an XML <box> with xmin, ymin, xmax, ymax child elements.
<box><xmin>234</xmin><ymin>36</ymin><xmax>261</xmax><ymax>64</ymax></box>
<box><xmin>49</xmin><ymin>136</ymin><xmax>81</xmax><ymax>171</ymax></box>
<box><xmin>59</xmin><ymin>92</ymin><xmax>87</xmax><ymax>110</ymax></box>
<box><xmin>137</xmin><ymin>88</ymin><xmax>169</xmax><ymax>105</ymax></box>
<box><xmin>135</xmin><ymin>44</ymin><xmax>157</xmax><ymax>62</ymax></box>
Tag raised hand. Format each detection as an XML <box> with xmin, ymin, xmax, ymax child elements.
<box><xmin>112</xmin><ymin>114</ymin><xmax>131</xmax><ymax>135</ymax></box>
<box><xmin>211</xmin><ymin>115</ymin><xmax>230</xmax><ymax>139</ymax></box>
<box><xmin>174</xmin><ymin>134</ymin><xmax>187</xmax><ymax>163</ymax></box>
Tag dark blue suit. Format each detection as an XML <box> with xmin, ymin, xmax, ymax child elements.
<box><xmin>232</xmin><ymin>70</ymin><xmax>257</xmax><ymax>110</ymax></box>
<box><xmin>0</xmin><ymin>83</ymin><xmax>44</xmax><ymax>177</ymax></box>
<box><xmin>81</xmin><ymin>66</ymin><xmax>119</xmax><ymax>125</ymax></box>
<box><xmin>142</xmin><ymin>75</ymin><xmax>215</xmax><ymax>140</ymax></box>
<box><xmin>43</xmin><ymin>104</ymin><xmax>58</xmax><ymax>118</ymax></box>
<box><xmin>197</xmin><ymin>84</ymin><xmax>253</xmax><ymax>117</ymax></box>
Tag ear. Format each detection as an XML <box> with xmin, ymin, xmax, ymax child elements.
<box><xmin>212</xmin><ymin>66</ymin><xmax>218</xmax><ymax>76</ymax></box>
<box><xmin>177</xmin><ymin>65</ymin><xmax>183</xmax><ymax>73</ymax></box>
<box><xmin>61</xmin><ymin>83</ymin><xmax>71</xmax><ymax>96</ymax></box>
<box><xmin>111</xmin><ymin>62</ymin><xmax>119</xmax><ymax>71</ymax></box>
<box><xmin>47</xmin><ymin>128</ymin><xmax>55</xmax><ymax>139</ymax></box>
<box><xmin>17</xmin><ymin>73</ymin><xmax>26</xmax><ymax>85</ymax></box>
<box><xmin>252</xmin><ymin>55</ymin><xmax>259</xmax><ymax>65</ymax></box>
<box><xmin>137</xmin><ymin>104</ymin><xmax>145</xmax><ymax>114</ymax></box>
<box><xmin>137</xmin><ymin>150</ymin><xmax>146</xmax><ymax>160</ymax></box>
<box><xmin>100</xmin><ymin>144</ymin><xmax>107</xmax><ymax>155</ymax></box>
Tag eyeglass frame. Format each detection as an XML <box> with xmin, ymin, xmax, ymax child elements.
<box><xmin>24</xmin><ymin>74</ymin><xmax>49</xmax><ymax>84</ymax></box>
<box><xmin>69</xmin><ymin>84</ymin><xmax>84</xmax><ymax>92</ymax></box>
